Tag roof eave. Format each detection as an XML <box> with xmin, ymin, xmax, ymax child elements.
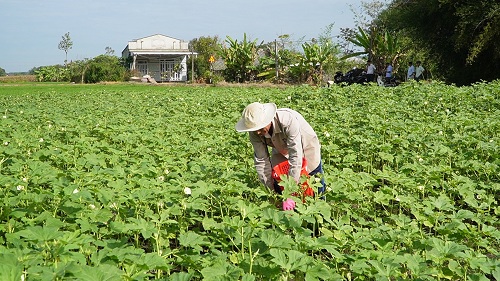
<box><xmin>129</xmin><ymin>50</ymin><xmax>197</xmax><ymax>55</ymax></box>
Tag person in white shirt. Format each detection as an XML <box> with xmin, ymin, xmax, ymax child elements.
<box><xmin>366</xmin><ymin>60</ymin><xmax>376</xmax><ymax>82</ymax></box>
<box><xmin>385</xmin><ymin>62</ymin><xmax>393</xmax><ymax>83</ymax></box>
<box><xmin>407</xmin><ymin>62</ymin><xmax>415</xmax><ymax>80</ymax></box>
<box><xmin>415</xmin><ymin>61</ymin><xmax>425</xmax><ymax>81</ymax></box>
<box><xmin>235</xmin><ymin>102</ymin><xmax>326</xmax><ymax>209</ymax></box>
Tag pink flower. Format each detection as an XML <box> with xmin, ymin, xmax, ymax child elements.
<box><xmin>282</xmin><ymin>198</ymin><xmax>296</xmax><ymax>211</ymax></box>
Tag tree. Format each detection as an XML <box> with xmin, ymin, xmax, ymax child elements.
<box><xmin>219</xmin><ymin>33</ymin><xmax>259</xmax><ymax>82</ymax></box>
<box><xmin>342</xmin><ymin>26</ymin><xmax>403</xmax><ymax>74</ymax></box>
<box><xmin>0</xmin><ymin>67</ymin><xmax>6</xmax><ymax>77</ymax></box>
<box><xmin>379</xmin><ymin>0</ymin><xmax>500</xmax><ymax>84</ymax></box>
<box><xmin>339</xmin><ymin>0</ymin><xmax>388</xmax><ymax>55</ymax></box>
<box><xmin>68</xmin><ymin>58</ymin><xmax>91</xmax><ymax>83</ymax></box>
<box><xmin>288</xmin><ymin>41</ymin><xmax>335</xmax><ymax>85</ymax></box>
<box><xmin>316</xmin><ymin>24</ymin><xmax>342</xmax><ymax>79</ymax></box>
<box><xmin>256</xmin><ymin>26</ymin><xmax>340</xmax><ymax>85</ymax></box>
<box><xmin>254</xmin><ymin>34</ymin><xmax>302</xmax><ymax>82</ymax></box>
<box><xmin>446</xmin><ymin>0</ymin><xmax>500</xmax><ymax>65</ymax></box>
<box><xmin>337</xmin><ymin>1</ymin><xmax>411</xmax><ymax>77</ymax></box>
<box><xmin>58</xmin><ymin>32</ymin><xmax>73</xmax><ymax>66</ymax></box>
<box><xmin>34</xmin><ymin>65</ymin><xmax>69</xmax><ymax>82</ymax></box>
<box><xmin>188</xmin><ymin>36</ymin><xmax>221</xmax><ymax>82</ymax></box>
<box><xmin>105</xmin><ymin>46</ymin><xmax>115</xmax><ymax>56</ymax></box>
<box><xmin>83</xmin><ymin>55</ymin><xmax>126</xmax><ymax>83</ymax></box>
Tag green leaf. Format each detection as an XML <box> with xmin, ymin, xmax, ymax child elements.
<box><xmin>350</xmin><ymin>260</ymin><xmax>371</xmax><ymax>275</ymax></box>
<box><xmin>141</xmin><ymin>253</ymin><xmax>170</xmax><ymax>270</ymax></box>
<box><xmin>260</xmin><ymin>229</ymin><xmax>293</xmax><ymax>248</ymax></box>
<box><xmin>0</xmin><ymin>253</ymin><xmax>22</xmax><ymax>281</ymax></box>
<box><xmin>67</xmin><ymin>264</ymin><xmax>123</xmax><ymax>281</ymax></box>
<box><xmin>340</xmin><ymin>51</ymin><xmax>368</xmax><ymax>60</ymax></box>
<box><xmin>169</xmin><ymin>272</ymin><xmax>194</xmax><ymax>281</ymax></box>
<box><xmin>127</xmin><ymin>217</ymin><xmax>155</xmax><ymax>239</ymax></box>
<box><xmin>427</xmin><ymin>238</ymin><xmax>468</xmax><ymax>260</ymax></box>
<box><xmin>0</xmin><ymin>264</ymin><xmax>22</xmax><ymax>281</ymax></box>
<box><xmin>241</xmin><ymin>273</ymin><xmax>256</xmax><ymax>281</ymax></box>
<box><xmin>269</xmin><ymin>248</ymin><xmax>289</xmax><ymax>270</ymax></box>
<box><xmin>493</xmin><ymin>267</ymin><xmax>500</xmax><ymax>281</ymax></box>
<box><xmin>403</xmin><ymin>254</ymin><xmax>431</xmax><ymax>278</ymax></box>
<box><xmin>202</xmin><ymin>217</ymin><xmax>221</xmax><ymax>230</ymax></box>
<box><xmin>378</xmin><ymin>151</ymin><xmax>394</xmax><ymax>162</ymax></box>
<box><xmin>304</xmin><ymin>263</ymin><xmax>338</xmax><ymax>281</ymax></box>
<box><xmin>178</xmin><ymin>231</ymin><xmax>209</xmax><ymax>249</ymax></box>
<box><xmin>15</xmin><ymin>226</ymin><xmax>62</xmax><ymax>242</ymax></box>
<box><xmin>270</xmin><ymin>249</ymin><xmax>313</xmax><ymax>272</ymax></box>
<box><xmin>200</xmin><ymin>261</ymin><xmax>242</xmax><ymax>281</ymax></box>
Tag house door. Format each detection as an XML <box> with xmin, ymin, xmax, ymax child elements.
<box><xmin>160</xmin><ymin>59</ymin><xmax>181</xmax><ymax>82</ymax></box>
<box><xmin>137</xmin><ymin>61</ymin><xmax>148</xmax><ymax>76</ymax></box>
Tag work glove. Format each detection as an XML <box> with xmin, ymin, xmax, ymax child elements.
<box><xmin>282</xmin><ymin>198</ymin><xmax>296</xmax><ymax>211</ymax></box>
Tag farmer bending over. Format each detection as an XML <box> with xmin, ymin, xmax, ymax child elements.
<box><xmin>235</xmin><ymin>102</ymin><xmax>326</xmax><ymax>202</ymax></box>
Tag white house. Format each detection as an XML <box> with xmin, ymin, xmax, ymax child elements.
<box><xmin>122</xmin><ymin>34</ymin><xmax>196</xmax><ymax>82</ymax></box>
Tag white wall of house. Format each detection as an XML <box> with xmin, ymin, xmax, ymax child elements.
<box><xmin>127</xmin><ymin>34</ymin><xmax>189</xmax><ymax>51</ymax></box>
<box><xmin>122</xmin><ymin>34</ymin><xmax>193</xmax><ymax>82</ymax></box>
<box><xmin>134</xmin><ymin>57</ymin><xmax>187</xmax><ymax>82</ymax></box>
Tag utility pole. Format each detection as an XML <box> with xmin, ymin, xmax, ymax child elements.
<box><xmin>274</xmin><ymin>39</ymin><xmax>279</xmax><ymax>79</ymax></box>
<box><xmin>191</xmin><ymin>50</ymin><xmax>194</xmax><ymax>83</ymax></box>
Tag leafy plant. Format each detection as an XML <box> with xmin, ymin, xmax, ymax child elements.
<box><xmin>0</xmin><ymin>81</ymin><xmax>498</xmax><ymax>280</ymax></box>
<box><xmin>219</xmin><ymin>33</ymin><xmax>259</xmax><ymax>82</ymax></box>
<box><xmin>288</xmin><ymin>42</ymin><xmax>334</xmax><ymax>85</ymax></box>
<box><xmin>343</xmin><ymin>26</ymin><xmax>404</xmax><ymax>73</ymax></box>
<box><xmin>34</xmin><ymin>65</ymin><xmax>69</xmax><ymax>82</ymax></box>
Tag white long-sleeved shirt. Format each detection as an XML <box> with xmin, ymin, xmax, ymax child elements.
<box><xmin>248</xmin><ymin>108</ymin><xmax>321</xmax><ymax>187</ymax></box>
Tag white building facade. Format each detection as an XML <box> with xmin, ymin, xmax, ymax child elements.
<box><xmin>122</xmin><ymin>34</ymin><xmax>196</xmax><ymax>82</ymax></box>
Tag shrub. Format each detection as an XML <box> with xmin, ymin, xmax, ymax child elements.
<box><xmin>35</xmin><ymin>65</ymin><xmax>69</xmax><ymax>82</ymax></box>
<box><xmin>83</xmin><ymin>55</ymin><xmax>127</xmax><ymax>83</ymax></box>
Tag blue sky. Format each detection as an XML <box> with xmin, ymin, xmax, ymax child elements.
<box><xmin>1</xmin><ymin>0</ymin><xmax>370</xmax><ymax>73</ymax></box>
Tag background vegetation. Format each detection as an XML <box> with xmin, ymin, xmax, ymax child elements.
<box><xmin>1</xmin><ymin>0</ymin><xmax>499</xmax><ymax>85</ymax></box>
<box><xmin>377</xmin><ymin>0</ymin><xmax>500</xmax><ymax>85</ymax></box>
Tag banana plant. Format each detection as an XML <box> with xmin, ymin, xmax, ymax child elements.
<box><xmin>289</xmin><ymin>41</ymin><xmax>333</xmax><ymax>85</ymax></box>
<box><xmin>219</xmin><ymin>33</ymin><xmax>259</xmax><ymax>82</ymax></box>
<box><xmin>342</xmin><ymin>26</ymin><xmax>404</xmax><ymax>73</ymax></box>
<box><xmin>343</xmin><ymin>26</ymin><xmax>373</xmax><ymax>59</ymax></box>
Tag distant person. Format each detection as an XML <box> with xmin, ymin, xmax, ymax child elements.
<box><xmin>415</xmin><ymin>61</ymin><xmax>425</xmax><ymax>81</ymax></box>
<box><xmin>407</xmin><ymin>62</ymin><xmax>415</xmax><ymax>81</ymax></box>
<box><xmin>366</xmin><ymin>60</ymin><xmax>376</xmax><ymax>82</ymax></box>
<box><xmin>385</xmin><ymin>62</ymin><xmax>393</xmax><ymax>83</ymax></box>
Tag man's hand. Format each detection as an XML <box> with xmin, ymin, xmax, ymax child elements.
<box><xmin>282</xmin><ymin>198</ymin><xmax>296</xmax><ymax>211</ymax></box>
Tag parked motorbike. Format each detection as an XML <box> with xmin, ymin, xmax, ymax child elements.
<box><xmin>334</xmin><ymin>68</ymin><xmax>401</xmax><ymax>87</ymax></box>
<box><xmin>334</xmin><ymin>68</ymin><xmax>368</xmax><ymax>85</ymax></box>
<box><xmin>378</xmin><ymin>75</ymin><xmax>401</xmax><ymax>87</ymax></box>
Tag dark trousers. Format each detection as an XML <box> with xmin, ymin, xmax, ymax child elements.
<box><xmin>366</xmin><ymin>74</ymin><xmax>375</xmax><ymax>82</ymax></box>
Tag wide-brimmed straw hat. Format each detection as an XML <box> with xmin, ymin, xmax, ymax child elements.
<box><xmin>235</xmin><ymin>102</ymin><xmax>277</xmax><ymax>132</ymax></box>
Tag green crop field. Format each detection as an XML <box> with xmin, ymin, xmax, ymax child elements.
<box><xmin>0</xmin><ymin>82</ymin><xmax>499</xmax><ymax>280</ymax></box>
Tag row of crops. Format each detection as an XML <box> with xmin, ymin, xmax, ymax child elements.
<box><xmin>0</xmin><ymin>81</ymin><xmax>499</xmax><ymax>280</ymax></box>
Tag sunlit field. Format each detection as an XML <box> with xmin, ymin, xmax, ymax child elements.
<box><xmin>0</xmin><ymin>82</ymin><xmax>498</xmax><ymax>280</ymax></box>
